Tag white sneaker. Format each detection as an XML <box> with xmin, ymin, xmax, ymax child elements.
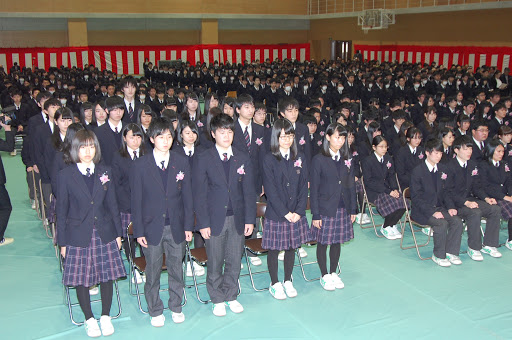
<box><xmin>256</xmin><ymin>232</ymin><xmax>262</xmax><ymax>238</ymax></box>
<box><xmin>422</xmin><ymin>227</ymin><xmax>433</xmax><ymax>236</ymax></box>
<box><xmin>212</xmin><ymin>303</ymin><xmax>227</xmax><ymax>317</ymax></box>
<box><xmin>467</xmin><ymin>248</ymin><xmax>484</xmax><ymax>261</ymax></box>
<box><xmin>89</xmin><ymin>286</ymin><xmax>99</xmax><ymax>295</ymax></box>
<box><xmin>0</xmin><ymin>237</ymin><xmax>14</xmax><ymax>246</ymax></box>
<box><xmin>355</xmin><ymin>213</ymin><xmax>371</xmax><ymax>224</ymax></box>
<box><xmin>330</xmin><ymin>273</ymin><xmax>345</xmax><ymax>289</ymax></box>
<box><xmin>249</xmin><ymin>256</ymin><xmax>262</xmax><ymax>266</ymax></box>
<box><xmin>505</xmin><ymin>240</ymin><xmax>512</xmax><ymax>251</ymax></box>
<box><xmin>84</xmin><ymin>317</ymin><xmax>101</xmax><ymax>337</ymax></box>
<box><xmin>225</xmin><ymin>300</ymin><xmax>244</xmax><ymax>313</ymax></box>
<box><xmin>132</xmin><ymin>270</ymin><xmax>143</xmax><ymax>284</ymax></box>
<box><xmin>446</xmin><ymin>253</ymin><xmax>462</xmax><ymax>265</ymax></box>
<box><xmin>481</xmin><ymin>246</ymin><xmax>502</xmax><ymax>258</ymax></box>
<box><xmin>283</xmin><ymin>280</ymin><xmax>298</xmax><ymax>298</ymax></box>
<box><xmin>240</xmin><ymin>263</ymin><xmax>244</xmax><ymax>269</ymax></box>
<box><xmin>380</xmin><ymin>226</ymin><xmax>396</xmax><ymax>240</ymax></box>
<box><xmin>391</xmin><ymin>225</ymin><xmax>402</xmax><ymax>239</ymax></box>
<box><xmin>31</xmin><ymin>200</ymin><xmax>36</xmax><ymax>210</ymax></box>
<box><xmin>186</xmin><ymin>262</ymin><xmax>205</xmax><ymax>277</ymax></box>
<box><xmin>269</xmin><ymin>282</ymin><xmax>287</xmax><ymax>300</ymax></box>
<box><xmin>278</xmin><ymin>251</ymin><xmax>285</xmax><ymax>261</ymax></box>
<box><xmin>432</xmin><ymin>254</ymin><xmax>451</xmax><ymax>267</ymax></box>
<box><xmin>150</xmin><ymin>314</ymin><xmax>165</xmax><ymax>327</ymax></box>
<box><xmin>99</xmin><ymin>315</ymin><xmax>114</xmax><ymax>336</ymax></box>
<box><xmin>320</xmin><ymin>274</ymin><xmax>336</xmax><ymax>291</ymax></box>
<box><xmin>298</xmin><ymin>247</ymin><xmax>308</xmax><ymax>258</ymax></box>
<box><xmin>10</xmin><ymin>150</ymin><xmax>16</xmax><ymax>156</ymax></box>
<box><xmin>171</xmin><ymin>312</ymin><xmax>185</xmax><ymax>324</ymax></box>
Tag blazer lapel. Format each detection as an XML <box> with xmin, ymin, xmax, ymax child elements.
<box><xmin>211</xmin><ymin>148</ymin><xmax>228</xmax><ymax>185</ymax></box>
<box><xmin>72</xmin><ymin>167</ymin><xmax>92</xmax><ymax>198</ymax></box>
<box><xmin>148</xmin><ymin>154</ymin><xmax>165</xmax><ymax>192</ymax></box>
<box><xmin>326</xmin><ymin>157</ymin><xmax>341</xmax><ymax>180</ymax></box>
<box><xmin>92</xmin><ymin>166</ymin><xmax>102</xmax><ymax>198</ymax></box>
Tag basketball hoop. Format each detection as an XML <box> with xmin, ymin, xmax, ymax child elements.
<box><xmin>362</xmin><ymin>26</ymin><xmax>373</xmax><ymax>34</ymax></box>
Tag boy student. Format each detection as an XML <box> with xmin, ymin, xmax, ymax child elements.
<box><xmin>410</xmin><ymin>138</ymin><xmax>464</xmax><ymax>267</ymax></box>
<box><xmin>470</xmin><ymin>120</ymin><xmax>489</xmax><ymax>163</ymax></box>
<box><xmin>447</xmin><ymin>136</ymin><xmax>502</xmax><ymax>261</ymax></box>
<box><xmin>193</xmin><ymin>114</ymin><xmax>256</xmax><ymax>317</ymax></box>
<box><xmin>95</xmin><ymin>96</ymin><xmax>125</xmax><ymax>165</ymax></box>
<box><xmin>131</xmin><ymin>117</ymin><xmax>194</xmax><ymax>327</ymax></box>
<box><xmin>488</xmin><ymin>103</ymin><xmax>507</xmax><ymax>138</ymax></box>
<box><xmin>121</xmin><ymin>77</ymin><xmax>140</xmax><ymax>124</ymax></box>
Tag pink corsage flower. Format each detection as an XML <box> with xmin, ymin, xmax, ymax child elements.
<box><xmin>320</xmin><ymin>120</ymin><xmax>325</xmax><ymax>126</ymax></box>
<box><xmin>441</xmin><ymin>172</ymin><xmax>447</xmax><ymax>180</ymax></box>
<box><xmin>299</xmin><ymin>136</ymin><xmax>306</xmax><ymax>145</ymax></box>
<box><xmin>176</xmin><ymin>171</ymin><xmax>185</xmax><ymax>182</ymax></box>
<box><xmin>237</xmin><ymin>165</ymin><xmax>245</xmax><ymax>175</ymax></box>
<box><xmin>386</xmin><ymin>161</ymin><xmax>392</xmax><ymax>169</ymax></box>
<box><xmin>294</xmin><ymin>158</ymin><xmax>302</xmax><ymax>168</ymax></box>
<box><xmin>471</xmin><ymin>168</ymin><xmax>478</xmax><ymax>176</ymax></box>
<box><xmin>418</xmin><ymin>152</ymin><xmax>424</xmax><ymax>160</ymax></box>
<box><xmin>508</xmin><ymin>150</ymin><xmax>512</xmax><ymax>157</ymax></box>
<box><xmin>319</xmin><ymin>131</ymin><xmax>325</xmax><ymax>137</ymax></box>
<box><xmin>506</xmin><ymin>121</ymin><xmax>510</xmax><ymax>126</ymax></box>
<box><xmin>317</xmin><ymin>140</ymin><xmax>322</xmax><ymax>146</ymax></box>
<box><xmin>99</xmin><ymin>172</ymin><xmax>110</xmax><ymax>185</ymax></box>
<box><xmin>255</xmin><ymin>138</ymin><xmax>263</xmax><ymax>146</ymax></box>
<box><xmin>197</xmin><ymin>121</ymin><xmax>204</xmax><ymax>128</ymax></box>
<box><xmin>345</xmin><ymin>159</ymin><xmax>351</xmax><ymax>169</ymax></box>
<box><xmin>352</xmin><ymin>151</ymin><xmax>358</xmax><ymax>156</ymax></box>
<box><xmin>506</xmin><ymin>164</ymin><xmax>510</xmax><ymax>172</ymax></box>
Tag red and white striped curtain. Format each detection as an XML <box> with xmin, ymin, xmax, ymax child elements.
<box><xmin>354</xmin><ymin>44</ymin><xmax>512</xmax><ymax>70</ymax></box>
<box><xmin>0</xmin><ymin>44</ymin><xmax>310</xmax><ymax>74</ymax></box>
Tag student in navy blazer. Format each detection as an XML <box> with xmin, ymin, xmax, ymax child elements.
<box><xmin>410</xmin><ymin>138</ymin><xmax>463</xmax><ymax>267</ymax></box>
<box><xmin>469</xmin><ymin>119</ymin><xmax>489</xmax><ymax>163</ymax></box>
<box><xmin>497</xmin><ymin>125</ymin><xmax>512</xmax><ymax>164</ymax></box>
<box><xmin>57</xmin><ymin>130</ymin><xmax>125</xmax><ymax>334</ymax></box>
<box><xmin>395</xmin><ymin>127</ymin><xmax>425</xmax><ymax>190</ymax></box>
<box><xmin>447</xmin><ymin>136</ymin><xmax>503</xmax><ymax>261</ymax></box>
<box><xmin>479</xmin><ymin>139</ymin><xmax>512</xmax><ymax>252</ymax></box>
<box><xmin>361</xmin><ymin>136</ymin><xmax>406</xmax><ymax>240</ymax></box>
<box><xmin>95</xmin><ymin>96</ymin><xmax>125</xmax><ymax>166</ymax></box>
<box><xmin>262</xmin><ymin>118</ymin><xmax>310</xmax><ymax>299</ymax></box>
<box><xmin>130</xmin><ymin>117</ymin><xmax>194</xmax><ymax>325</ymax></box>
<box><xmin>193</xmin><ymin>114</ymin><xmax>256</xmax><ymax>316</ymax></box>
<box><xmin>121</xmin><ymin>77</ymin><xmax>141</xmax><ymax>124</ymax></box>
<box><xmin>310</xmin><ymin>123</ymin><xmax>356</xmax><ymax>291</ymax></box>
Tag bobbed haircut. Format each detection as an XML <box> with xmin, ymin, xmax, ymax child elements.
<box><xmin>484</xmin><ymin>139</ymin><xmax>504</xmax><ymax>164</ymax></box>
<box><xmin>270</xmin><ymin>118</ymin><xmax>297</xmax><ymax>161</ymax></box>
<box><xmin>177</xmin><ymin>120</ymin><xmax>200</xmax><ymax>147</ymax></box>
<box><xmin>322</xmin><ymin>123</ymin><xmax>349</xmax><ymax>161</ymax></box>
<box><xmin>120</xmin><ymin>123</ymin><xmax>146</xmax><ymax>158</ymax></box>
<box><xmin>69</xmin><ymin>129</ymin><xmax>101</xmax><ymax>164</ymax></box>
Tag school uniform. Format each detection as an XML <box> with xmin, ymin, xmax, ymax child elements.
<box><xmin>310</xmin><ymin>152</ymin><xmax>356</xmax><ymax>245</ymax></box>
<box><xmin>130</xmin><ymin>150</ymin><xmax>194</xmax><ymax>315</ymax></box>
<box><xmin>0</xmin><ymin>129</ymin><xmax>15</xmax><ymax>241</ymax></box>
<box><xmin>262</xmin><ymin>151</ymin><xmax>310</xmax><ymax>250</ymax></box>
<box><xmin>122</xmin><ymin>99</ymin><xmax>141</xmax><ymax>124</ymax></box>
<box><xmin>502</xmin><ymin>142</ymin><xmax>512</xmax><ymax>164</ymax></box>
<box><xmin>410</xmin><ymin>161</ymin><xmax>463</xmax><ymax>259</ymax></box>
<box><xmin>395</xmin><ymin>144</ymin><xmax>426</xmax><ymax>189</ymax></box>
<box><xmin>488</xmin><ymin>117</ymin><xmax>505</xmax><ymax>139</ymax></box>
<box><xmin>57</xmin><ymin>163</ymin><xmax>125</xmax><ymax>287</ymax></box>
<box><xmin>310</xmin><ymin>132</ymin><xmax>323</xmax><ymax>157</ymax></box>
<box><xmin>33</xmin><ymin>120</ymin><xmax>55</xmax><ymax>212</ymax></box>
<box><xmin>446</xmin><ymin>157</ymin><xmax>501</xmax><ymax>249</ymax></box>
<box><xmin>193</xmin><ymin>146</ymin><xmax>256</xmax><ymax>304</ymax></box>
<box><xmin>361</xmin><ymin>153</ymin><xmax>406</xmax><ymax>217</ymax></box>
<box><xmin>480</xmin><ymin>160</ymin><xmax>512</xmax><ymax>220</ymax></box>
<box><xmin>95</xmin><ymin>120</ymin><xmax>123</xmax><ymax>166</ymax></box>
<box><xmin>470</xmin><ymin>138</ymin><xmax>486</xmax><ymax>163</ymax></box>
<box><xmin>417</xmin><ymin>120</ymin><xmax>438</xmax><ymax>143</ymax></box>
<box><xmin>172</xmin><ymin>144</ymin><xmax>206</xmax><ymax>170</ymax></box>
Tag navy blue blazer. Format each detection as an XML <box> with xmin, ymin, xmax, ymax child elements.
<box><xmin>33</xmin><ymin>122</ymin><xmax>53</xmax><ymax>183</ymax></box>
<box><xmin>130</xmin><ymin>151</ymin><xmax>194</xmax><ymax>246</ymax></box>
<box><xmin>410</xmin><ymin>162</ymin><xmax>456</xmax><ymax>225</ymax></box>
<box><xmin>395</xmin><ymin>145</ymin><xmax>426</xmax><ymax>189</ymax></box>
<box><xmin>43</xmin><ymin>139</ymin><xmax>59</xmax><ymax>188</ymax></box>
<box><xmin>171</xmin><ymin>143</ymin><xmax>206</xmax><ymax>171</ymax></box>
<box><xmin>25</xmin><ymin>112</ymin><xmax>46</xmax><ymax>166</ymax></box>
<box><xmin>51</xmin><ymin>150</ymin><xmax>67</xmax><ymax>197</ymax></box>
<box><xmin>470</xmin><ymin>142</ymin><xmax>486</xmax><ymax>163</ymax></box>
<box><xmin>122</xmin><ymin>100</ymin><xmax>141</xmax><ymax>124</ymax></box>
<box><xmin>111</xmin><ymin>152</ymin><xmax>135</xmax><ymax>213</ymax></box>
<box><xmin>56</xmin><ymin>164</ymin><xmax>122</xmax><ymax>247</ymax></box>
<box><xmin>361</xmin><ymin>153</ymin><xmax>399</xmax><ymax>203</ymax></box>
<box><xmin>265</xmin><ymin>121</ymin><xmax>312</xmax><ymax>167</ymax></box>
<box><xmin>95</xmin><ymin>123</ymin><xmax>122</xmax><ymax>166</ymax></box>
<box><xmin>479</xmin><ymin>161</ymin><xmax>512</xmax><ymax>200</ymax></box>
<box><xmin>233</xmin><ymin>120</ymin><xmax>266</xmax><ymax>195</ymax></box>
<box><xmin>262</xmin><ymin>152</ymin><xmax>309</xmax><ymax>222</ymax></box>
<box><xmin>446</xmin><ymin>158</ymin><xmax>487</xmax><ymax>208</ymax></box>
<box><xmin>310</xmin><ymin>153</ymin><xmax>357</xmax><ymax>219</ymax></box>
<box><xmin>193</xmin><ymin>147</ymin><xmax>256</xmax><ymax>236</ymax></box>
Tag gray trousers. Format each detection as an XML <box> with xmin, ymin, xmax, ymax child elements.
<box><xmin>26</xmin><ymin>170</ymin><xmax>36</xmax><ymax>200</ymax></box>
<box><xmin>205</xmin><ymin>216</ymin><xmax>244</xmax><ymax>304</ymax></box>
<box><xmin>457</xmin><ymin>200</ymin><xmax>501</xmax><ymax>249</ymax></box>
<box><xmin>41</xmin><ymin>182</ymin><xmax>52</xmax><ymax>216</ymax></box>
<box><xmin>144</xmin><ymin>225</ymin><xmax>185</xmax><ymax>316</ymax></box>
<box><xmin>428</xmin><ymin>210</ymin><xmax>463</xmax><ymax>259</ymax></box>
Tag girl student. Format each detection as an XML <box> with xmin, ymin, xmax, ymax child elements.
<box><xmin>497</xmin><ymin>125</ymin><xmax>512</xmax><ymax>164</ymax></box>
<box><xmin>480</xmin><ymin>140</ymin><xmax>512</xmax><ymax>252</ymax></box>
<box><xmin>361</xmin><ymin>135</ymin><xmax>407</xmax><ymax>240</ymax></box>
<box><xmin>310</xmin><ymin>123</ymin><xmax>356</xmax><ymax>291</ymax></box>
<box><xmin>57</xmin><ymin>130</ymin><xmax>125</xmax><ymax>337</ymax></box>
<box><xmin>79</xmin><ymin>102</ymin><xmax>96</xmax><ymax>128</ymax></box>
<box><xmin>262</xmin><ymin>118</ymin><xmax>311</xmax><ymax>299</ymax></box>
<box><xmin>438</xmin><ymin>127</ymin><xmax>455</xmax><ymax>164</ymax></box>
<box><xmin>137</xmin><ymin>104</ymin><xmax>156</xmax><ymax>137</ymax></box>
<box><xmin>395</xmin><ymin>127</ymin><xmax>424</xmax><ymax>190</ymax></box>
<box><xmin>94</xmin><ymin>100</ymin><xmax>108</xmax><ymax>127</ymax></box>
<box><xmin>181</xmin><ymin>91</ymin><xmax>202</xmax><ymax>122</ymax></box>
<box><xmin>111</xmin><ymin>123</ymin><xmax>147</xmax><ymax>283</ymax></box>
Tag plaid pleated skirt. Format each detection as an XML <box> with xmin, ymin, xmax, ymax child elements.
<box><xmin>310</xmin><ymin>208</ymin><xmax>353</xmax><ymax>245</ymax></box>
<box><xmin>373</xmin><ymin>193</ymin><xmax>407</xmax><ymax>217</ymax></box>
<box><xmin>498</xmin><ymin>200</ymin><xmax>512</xmax><ymax>219</ymax></box>
<box><xmin>62</xmin><ymin>228</ymin><xmax>126</xmax><ymax>287</ymax></box>
<box><xmin>262</xmin><ymin>216</ymin><xmax>311</xmax><ymax>250</ymax></box>
<box><xmin>120</xmin><ymin>212</ymin><xmax>131</xmax><ymax>238</ymax></box>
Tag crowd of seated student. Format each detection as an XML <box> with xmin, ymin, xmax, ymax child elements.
<box><xmin>2</xmin><ymin>57</ymin><xmax>512</xmax><ymax>335</ymax></box>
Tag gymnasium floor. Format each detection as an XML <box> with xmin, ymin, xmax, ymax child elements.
<box><xmin>1</xmin><ymin>149</ymin><xmax>511</xmax><ymax>340</ymax></box>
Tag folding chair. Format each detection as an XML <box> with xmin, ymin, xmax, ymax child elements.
<box><xmin>59</xmin><ymin>253</ymin><xmax>122</xmax><ymax>326</ymax></box>
<box><xmin>242</xmin><ymin>202</ymin><xmax>269</xmax><ymax>291</ymax></box>
<box><xmin>126</xmin><ymin>223</ymin><xmax>187</xmax><ymax>314</ymax></box>
<box><xmin>400</xmin><ymin>188</ymin><xmax>432</xmax><ymax>260</ymax></box>
<box><xmin>359</xmin><ymin>175</ymin><xmax>384</xmax><ymax>237</ymax></box>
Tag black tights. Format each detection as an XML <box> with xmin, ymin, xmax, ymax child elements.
<box><xmin>508</xmin><ymin>219</ymin><xmax>512</xmax><ymax>240</ymax></box>
<box><xmin>316</xmin><ymin>243</ymin><xmax>341</xmax><ymax>277</ymax></box>
<box><xmin>75</xmin><ymin>281</ymin><xmax>113</xmax><ymax>320</ymax></box>
<box><xmin>267</xmin><ymin>249</ymin><xmax>295</xmax><ymax>285</ymax></box>
<box><xmin>383</xmin><ymin>208</ymin><xmax>406</xmax><ymax>228</ymax></box>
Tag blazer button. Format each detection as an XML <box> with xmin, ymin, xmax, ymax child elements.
<box><xmin>94</xmin><ymin>217</ymin><xmax>97</xmax><ymax>220</ymax></box>
<box><xmin>286</xmin><ymin>183</ymin><xmax>290</xmax><ymax>187</ymax></box>
<box><xmin>90</xmin><ymin>201</ymin><xmax>94</xmax><ymax>205</ymax></box>
<box><xmin>339</xmin><ymin>181</ymin><xmax>342</xmax><ymax>184</ymax></box>
<box><xmin>224</xmin><ymin>206</ymin><xmax>228</xmax><ymax>209</ymax></box>
<box><xmin>163</xmin><ymin>214</ymin><xmax>166</xmax><ymax>218</ymax></box>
